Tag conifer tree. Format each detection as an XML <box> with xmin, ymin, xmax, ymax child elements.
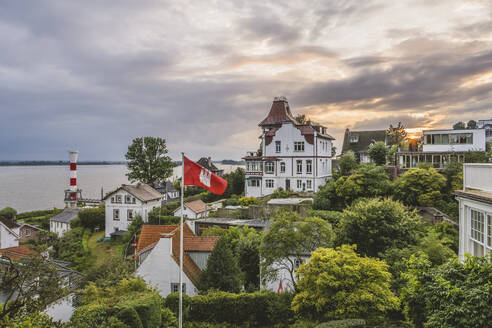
<box><xmin>199</xmin><ymin>237</ymin><xmax>242</xmax><ymax>293</ymax></box>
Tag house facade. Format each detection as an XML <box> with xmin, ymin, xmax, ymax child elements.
<box><xmin>396</xmin><ymin>128</ymin><xmax>486</xmax><ymax>170</ymax></box>
<box><xmin>173</xmin><ymin>199</ymin><xmax>210</xmax><ymax>219</ymax></box>
<box><xmin>14</xmin><ymin>223</ymin><xmax>43</xmax><ymax>243</ymax></box>
<box><xmin>136</xmin><ymin>224</ymin><xmax>219</xmax><ymax>297</ymax></box>
<box><xmin>455</xmin><ymin>163</ymin><xmax>492</xmax><ymax>260</ymax></box>
<box><xmin>244</xmin><ymin>97</ymin><xmax>334</xmax><ymax>198</ymax></box>
<box><xmin>104</xmin><ymin>183</ymin><xmax>163</xmax><ymax>237</ymax></box>
<box><xmin>0</xmin><ymin>218</ymin><xmax>19</xmax><ymax>249</ymax></box>
<box><xmin>477</xmin><ymin>119</ymin><xmax>492</xmax><ymax>142</ymax></box>
<box><xmin>341</xmin><ymin>129</ymin><xmax>389</xmax><ymax>163</ymax></box>
<box><xmin>49</xmin><ymin>208</ymin><xmax>81</xmax><ymax>238</ymax></box>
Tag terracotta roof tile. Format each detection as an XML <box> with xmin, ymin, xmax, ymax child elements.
<box><xmin>0</xmin><ymin>245</ymin><xmax>37</xmax><ymax>260</ymax></box>
<box><xmin>184</xmin><ymin>236</ymin><xmax>219</xmax><ymax>252</ymax></box>
<box><xmin>184</xmin><ymin>199</ymin><xmax>209</xmax><ymax>214</ymax></box>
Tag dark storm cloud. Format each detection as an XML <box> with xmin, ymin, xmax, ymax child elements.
<box><xmin>352</xmin><ymin>115</ymin><xmax>432</xmax><ymax>130</ymax></box>
<box><xmin>295</xmin><ymin>47</ymin><xmax>492</xmax><ymax>112</ymax></box>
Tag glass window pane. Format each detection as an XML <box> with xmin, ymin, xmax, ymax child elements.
<box><xmin>466</xmin><ymin>133</ymin><xmax>473</xmax><ymax>144</ymax></box>
<box><xmin>441</xmin><ymin>134</ymin><xmax>449</xmax><ymax>144</ymax></box>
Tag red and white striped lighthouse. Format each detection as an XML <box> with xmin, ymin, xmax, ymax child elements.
<box><xmin>69</xmin><ymin>150</ymin><xmax>79</xmax><ymax>200</ymax></box>
<box><xmin>64</xmin><ymin>150</ymin><xmax>82</xmax><ymax>207</ymax></box>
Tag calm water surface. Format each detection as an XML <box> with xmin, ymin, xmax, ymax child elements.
<box><xmin>0</xmin><ymin>164</ymin><xmax>241</xmax><ymax>212</ymax></box>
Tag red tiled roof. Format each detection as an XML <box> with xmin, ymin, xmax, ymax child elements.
<box><xmin>185</xmin><ymin>199</ymin><xmax>209</xmax><ymax>214</ymax></box>
<box><xmin>0</xmin><ymin>245</ymin><xmax>37</xmax><ymax>260</ymax></box>
<box><xmin>184</xmin><ymin>236</ymin><xmax>219</xmax><ymax>252</ymax></box>
<box><xmin>136</xmin><ymin>224</ymin><xmax>219</xmax><ymax>286</ymax></box>
<box><xmin>259</xmin><ymin>98</ymin><xmax>298</xmax><ymax>127</ymax></box>
<box><xmin>297</xmin><ymin>125</ymin><xmax>334</xmax><ymax>139</ymax></box>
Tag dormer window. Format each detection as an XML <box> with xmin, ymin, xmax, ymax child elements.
<box><xmin>349</xmin><ymin>135</ymin><xmax>359</xmax><ymax>143</ymax></box>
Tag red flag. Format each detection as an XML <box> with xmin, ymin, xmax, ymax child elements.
<box><xmin>183</xmin><ymin>156</ymin><xmax>228</xmax><ymax>195</ymax></box>
<box><xmin>277</xmin><ymin>280</ymin><xmax>283</xmax><ymax>293</ymax></box>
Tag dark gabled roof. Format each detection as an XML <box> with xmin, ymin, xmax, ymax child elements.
<box><xmin>104</xmin><ymin>183</ymin><xmax>163</xmax><ymax>202</ymax></box>
<box><xmin>259</xmin><ymin>97</ymin><xmax>298</xmax><ymax>127</ymax></box>
<box><xmin>152</xmin><ymin>181</ymin><xmax>178</xmax><ymax>194</ymax></box>
<box><xmin>342</xmin><ymin>129</ymin><xmax>387</xmax><ymax>154</ymax></box>
<box><xmin>49</xmin><ymin>208</ymin><xmax>81</xmax><ymax>223</ymax></box>
<box><xmin>196</xmin><ymin>158</ymin><xmax>220</xmax><ymax>172</ymax></box>
<box><xmin>0</xmin><ymin>216</ymin><xmax>20</xmax><ymax>230</ymax></box>
<box><xmin>297</xmin><ymin>125</ymin><xmax>335</xmax><ymax>140</ymax></box>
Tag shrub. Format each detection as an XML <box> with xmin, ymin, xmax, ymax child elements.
<box><xmin>149</xmin><ymin>215</ymin><xmax>180</xmax><ymax>225</ymax></box>
<box><xmin>161</xmin><ymin>307</ymin><xmax>178</xmax><ymax>328</ymax></box>
<box><xmin>114</xmin><ymin>305</ymin><xmax>144</xmax><ymax>328</ymax></box>
<box><xmin>306</xmin><ymin>210</ymin><xmax>343</xmax><ymax>226</ymax></box>
<box><xmin>78</xmin><ymin>206</ymin><xmax>105</xmax><ymax>231</ymax></box>
<box><xmin>271</xmin><ymin>188</ymin><xmax>290</xmax><ymax>199</ymax></box>
<box><xmin>17</xmin><ymin>208</ymin><xmax>59</xmax><ymax>219</ymax></box>
<box><xmin>0</xmin><ymin>207</ymin><xmax>17</xmax><ymax>220</ymax></box>
<box><xmin>71</xmin><ymin>303</ymin><xmax>112</xmax><ymax>328</ymax></box>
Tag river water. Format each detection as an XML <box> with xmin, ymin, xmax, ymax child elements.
<box><xmin>0</xmin><ymin>164</ymin><xmax>241</xmax><ymax>212</ymax></box>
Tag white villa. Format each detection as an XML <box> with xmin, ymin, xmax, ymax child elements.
<box><xmin>173</xmin><ymin>199</ymin><xmax>210</xmax><ymax>219</ymax></box>
<box><xmin>455</xmin><ymin>163</ymin><xmax>492</xmax><ymax>259</ymax></box>
<box><xmin>244</xmin><ymin>97</ymin><xmax>334</xmax><ymax>197</ymax></box>
<box><xmin>397</xmin><ymin>128</ymin><xmax>486</xmax><ymax>170</ymax></box>
<box><xmin>136</xmin><ymin>224</ymin><xmax>219</xmax><ymax>297</ymax></box>
<box><xmin>103</xmin><ymin>183</ymin><xmax>163</xmax><ymax>237</ymax></box>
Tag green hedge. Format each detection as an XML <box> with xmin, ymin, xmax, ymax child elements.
<box><xmin>17</xmin><ymin>209</ymin><xmax>59</xmax><ymax>219</ymax></box>
<box><xmin>315</xmin><ymin>319</ymin><xmax>366</xmax><ymax>328</ymax></box>
<box><xmin>148</xmin><ymin>215</ymin><xmax>181</xmax><ymax>225</ymax></box>
<box><xmin>164</xmin><ymin>291</ymin><xmax>294</xmax><ymax>327</ymax></box>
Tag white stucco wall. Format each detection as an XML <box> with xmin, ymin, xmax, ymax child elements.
<box><xmin>137</xmin><ymin>238</ymin><xmax>197</xmax><ymax>297</ymax></box>
<box><xmin>246</xmin><ymin>123</ymin><xmax>333</xmax><ymax>198</ymax></box>
<box><xmin>50</xmin><ymin>220</ymin><xmax>71</xmax><ymax>238</ymax></box>
<box><xmin>422</xmin><ymin>129</ymin><xmax>486</xmax><ymax>152</ymax></box>
<box><xmin>263</xmin><ymin>255</ymin><xmax>310</xmax><ymax>293</ymax></box>
<box><xmin>0</xmin><ymin>224</ymin><xmax>19</xmax><ymax>249</ymax></box>
<box><xmin>105</xmin><ymin>190</ymin><xmax>162</xmax><ymax>237</ymax></box>
<box><xmin>463</xmin><ymin>164</ymin><xmax>492</xmax><ymax>192</ymax></box>
<box><xmin>173</xmin><ymin>206</ymin><xmax>209</xmax><ymax>219</ymax></box>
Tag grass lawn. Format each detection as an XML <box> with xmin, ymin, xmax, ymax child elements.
<box><xmin>87</xmin><ymin>231</ymin><xmax>127</xmax><ymax>266</ymax></box>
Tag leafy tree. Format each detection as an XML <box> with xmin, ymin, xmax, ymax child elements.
<box><xmin>202</xmin><ymin>226</ymin><xmax>261</xmax><ymax>291</ymax></box>
<box><xmin>467</xmin><ymin>119</ymin><xmax>477</xmax><ymax>129</ymax></box>
<box><xmin>331</xmin><ymin>146</ymin><xmax>337</xmax><ymax>157</ymax></box>
<box><xmin>199</xmin><ymin>237</ymin><xmax>242</xmax><ymax>293</ymax></box>
<box><xmin>292</xmin><ymin>245</ymin><xmax>399</xmax><ymax>324</ymax></box>
<box><xmin>338</xmin><ymin>151</ymin><xmax>358</xmax><ymax>175</ymax></box>
<box><xmin>53</xmin><ymin>227</ymin><xmax>90</xmax><ymax>272</ymax></box>
<box><xmin>0</xmin><ymin>207</ymin><xmax>17</xmax><ymax>220</ymax></box>
<box><xmin>464</xmin><ymin>150</ymin><xmax>490</xmax><ymax>163</ymax></box>
<box><xmin>0</xmin><ymin>254</ymin><xmax>67</xmax><ymax>322</ymax></box>
<box><xmin>78</xmin><ymin>206</ymin><xmax>105</xmax><ymax>231</ymax></box>
<box><xmin>224</xmin><ymin>167</ymin><xmax>245</xmax><ymax>197</ymax></box>
<box><xmin>368</xmin><ymin>141</ymin><xmax>388</xmax><ymax>166</ymax></box>
<box><xmin>295</xmin><ymin>114</ymin><xmax>308</xmax><ymax>124</ymax></box>
<box><xmin>401</xmin><ymin>253</ymin><xmax>492</xmax><ymax>328</ymax></box>
<box><xmin>85</xmin><ymin>257</ymin><xmax>134</xmax><ymax>288</ymax></box>
<box><xmin>387</xmin><ymin>122</ymin><xmax>407</xmax><ymax>145</ymax></box>
<box><xmin>125</xmin><ymin>136</ymin><xmax>175</xmax><ymax>185</ymax></box>
<box><xmin>394</xmin><ymin>167</ymin><xmax>446</xmax><ymax>207</ymax></box>
<box><xmin>452</xmin><ymin>121</ymin><xmax>466</xmax><ymax>130</ymax></box>
<box><xmin>337</xmin><ymin>198</ymin><xmax>422</xmax><ymax>257</ymax></box>
<box><xmin>334</xmin><ymin>165</ymin><xmax>391</xmax><ymax>207</ymax></box>
<box><xmin>260</xmin><ymin>211</ymin><xmax>334</xmax><ymax>292</ymax></box>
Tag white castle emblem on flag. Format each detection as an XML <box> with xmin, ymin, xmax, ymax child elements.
<box><xmin>199</xmin><ymin>168</ymin><xmax>212</xmax><ymax>187</ymax></box>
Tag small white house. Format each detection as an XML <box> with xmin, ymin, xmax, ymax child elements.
<box><xmin>104</xmin><ymin>183</ymin><xmax>164</xmax><ymax>237</ymax></box>
<box><xmin>455</xmin><ymin>163</ymin><xmax>492</xmax><ymax>260</ymax></box>
<box><xmin>0</xmin><ymin>218</ymin><xmax>19</xmax><ymax>249</ymax></box>
<box><xmin>49</xmin><ymin>208</ymin><xmax>81</xmax><ymax>238</ymax></box>
<box><xmin>136</xmin><ymin>224</ymin><xmax>219</xmax><ymax>297</ymax></box>
<box><xmin>263</xmin><ymin>254</ymin><xmax>310</xmax><ymax>293</ymax></box>
<box><xmin>422</xmin><ymin>128</ymin><xmax>486</xmax><ymax>152</ymax></box>
<box><xmin>173</xmin><ymin>199</ymin><xmax>210</xmax><ymax>219</ymax></box>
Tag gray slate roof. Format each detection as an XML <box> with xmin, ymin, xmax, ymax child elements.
<box><xmin>104</xmin><ymin>183</ymin><xmax>163</xmax><ymax>202</ymax></box>
<box><xmin>49</xmin><ymin>208</ymin><xmax>81</xmax><ymax>223</ymax></box>
<box><xmin>152</xmin><ymin>181</ymin><xmax>178</xmax><ymax>194</ymax></box>
<box><xmin>342</xmin><ymin>129</ymin><xmax>387</xmax><ymax>154</ymax></box>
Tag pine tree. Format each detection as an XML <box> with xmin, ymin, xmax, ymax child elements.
<box><xmin>199</xmin><ymin>237</ymin><xmax>242</xmax><ymax>293</ymax></box>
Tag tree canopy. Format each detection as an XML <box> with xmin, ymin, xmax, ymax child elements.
<box><xmin>393</xmin><ymin>167</ymin><xmax>446</xmax><ymax>207</ymax></box>
<box><xmin>387</xmin><ymin>122</ymin><xmax>407</xmax><ymax>145</ymax></box>
<box><xmin>336</xmin><ymin>198</ymin><xmax>422</xmax><ymax>257</ymax></box>
<box><xmin>368</xmin><ymin>141</ymin><xmax>388</xmax><ymax>166</ymax></box>
<box><xmin>199</xmin><ymin>237</ymin><xmax>243</xmax><ymax>293</ymax></box>
<box><xmin>292</xmin><ymin>245</ymin><xmax>399</xmax><ymax>324</ymax></box>
<box><xmin>338</xmin><ymin>151</ymin><xmax>358</xmax><ymax>175</ymax></box>
<box><xmin>467</xmin><ymin>119</ymin><xmax>477</xmax><ymax>129</ymax></box>
<box><xmin>260</xmin><ymin>211</ymin><xmax>334</xmax><ymax>292</ymax></box>
<box><xmin>125</xmin><ymin>136</ymin><xmax>175</xmax><ymax>185</ymax></box>
<box><xmin>452</xmin><ymin>121</ymin><xmax>466</xmax><ymax>130</ymax></box>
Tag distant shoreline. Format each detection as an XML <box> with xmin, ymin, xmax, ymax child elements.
<box><xmin>0</xmin><ymin>160</ymin><xmax>245</xmax><ymax>167</ymax></box>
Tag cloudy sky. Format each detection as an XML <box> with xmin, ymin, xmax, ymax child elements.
<box><xmin>1</xmin><ymin>0</ymin><xmax>492</xmax><ymax>161</ymax></box>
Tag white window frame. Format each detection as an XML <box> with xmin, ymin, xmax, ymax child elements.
<box><xmin>127</xmin><ymin>209</ymin><xmax>134</xmax><ymax>221</ymax></box>
<box><xmin>280</xmin><ymin>162</ymin><xmax>286</xmax><ymax>173</ymax></box>
<box><xmin>275</xmin><ymin>141</ymin><xmax>281</xmax><ymax>153</ymax></box>
<box><xmin>265</xmin><ymin>162</ymin><xmax>274</xmax><ymax>174</ymax></box>
<box><xmin>296</xmin><ymin>160</ymin><xmax>302</xmax><ymax>174</ymax></box>
<box><xmin>265</xmin><ymin>179</ymin><xmax>274</xmax><ymax>188</ymax></box>
<box><xmin>171</xmin><ymin>283</ymin><xmax>186</xmax><ymax>293</ymax></box>
<box><xmin>113</xmin><ymin>209</ymin><xmax>120</xmax><ymax>221</ymax></box>
<box><xmin>469</xmin><ymin>208</ymin><xmax>492</xmax><ymax>256</ymax></box>
<box><xmin>306</xmin><ymin>160</ymin><xmax>312</xmax><ymax>174</ymax></box>
<box><xmin>297</xmin><ymin>180</ymin><xmax>302</xmax><ymax>189</ymax></box>
<box><xmin>25</xmin><ymin>228</ymin><xmax>31</xmax><ymax>236</ymax></box>
<box><xmin>306</xmin><ymin>180</ymin><xmax>312</xmax><ymax>190</ymax></box>
<box><xmin>294</xmin><ymin>141</ymin><xmax>305</xmax><ymax>152</ymax></box>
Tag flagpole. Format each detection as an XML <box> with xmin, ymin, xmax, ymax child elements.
<box><xmin>179</xmin><ymin>152</ymin><xmax>184</xmax><ymax>328</ymax></box>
